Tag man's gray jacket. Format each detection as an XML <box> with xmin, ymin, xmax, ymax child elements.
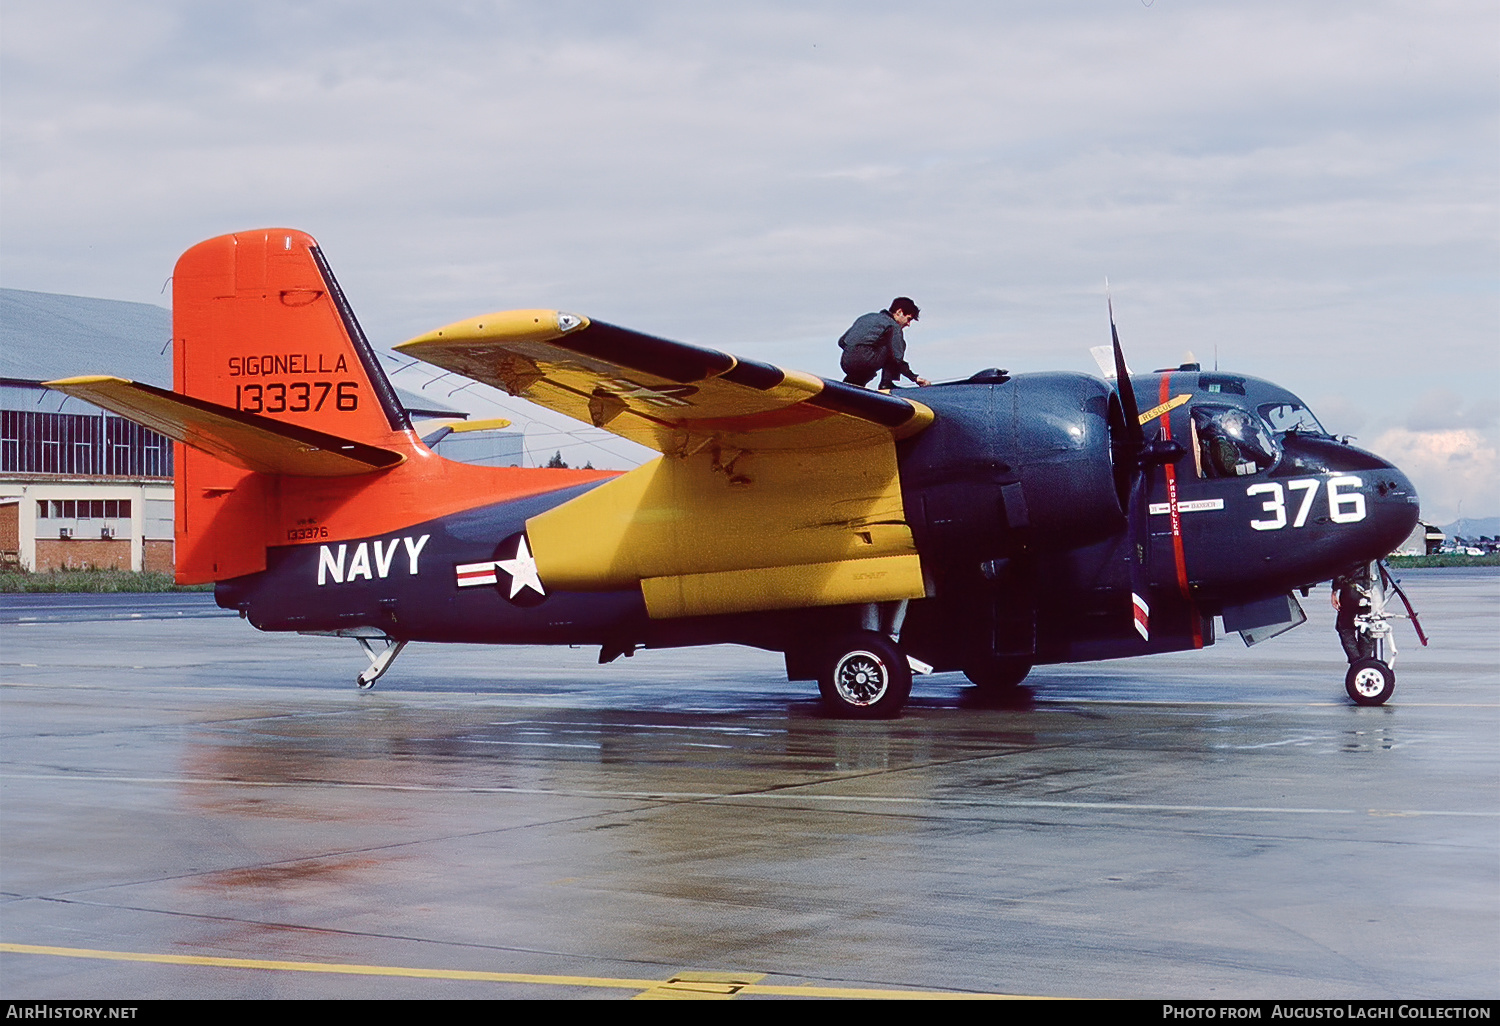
<box><xmin>838</xmin><ymin>310</ymin><xmax>914</xmax><ymax>388</ymax></box>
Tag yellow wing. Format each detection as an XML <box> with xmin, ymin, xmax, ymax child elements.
<box><xmin>396</xmin><ymin>311</ymin><xmax>934</xmax><ymax>619</ymax></box>
<box><xmin>395</xmin><ymin>310</ymin><xmax>932</xmax><ymax>455</ymax></box>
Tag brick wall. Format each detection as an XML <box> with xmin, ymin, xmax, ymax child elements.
<box><xmin>0</xmin><ymin>504</ymin><xmax>17</xmax><ymax>551</ymax></box>
<box><xmin>34</xmin><ymin>538</ymin><xmax>132</xmax><ymax>571</ymax></box>
<box><xmin>0</xmin><ymin>504</ymin><xmax>18</xmax><ymax>568</ymax></box>
<box><xmin>143</xmin><ymin>539</ymin><xmax>174</xmax><ymax>574</ymax></box>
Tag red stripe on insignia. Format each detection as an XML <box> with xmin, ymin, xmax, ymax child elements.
<box><xmin>456</xmin><ymin>562</ymin><xmax>498</xmax><ymax>587</ymax></box>
<box><xmin>1132</xmin><ymin>592</ymin><xmax>1150</xmax><ymax>641</ymax></box>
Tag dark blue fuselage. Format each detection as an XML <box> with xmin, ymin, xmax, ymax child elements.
<box><xmin>219</xmin><ymin>369</ymin><xmax>1418</xmax><ymax>678</ymax></box>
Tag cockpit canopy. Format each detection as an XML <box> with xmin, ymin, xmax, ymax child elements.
<box><xmin>1193</xmin><ymin>405</ymin><xmax>1280</xmax><ymax>478</ymax></box>
<box><xmin>1258</xmin><ymin>401</ymin><xmax>1330</xmax><ymax>438</ymax></box>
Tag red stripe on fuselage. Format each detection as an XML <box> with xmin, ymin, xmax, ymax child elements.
<box><xmin>1157</xmin><ymin>374</ymin><xmax>1203</xmax><ymax>648</ymax></box>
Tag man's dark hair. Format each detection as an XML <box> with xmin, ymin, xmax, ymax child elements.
<box><xmin>889</xmin><ymin>297</ymin><xmax>920</xmax><ymax>318</ymax></box>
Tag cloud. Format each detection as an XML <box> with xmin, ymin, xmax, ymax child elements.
<box><xmin>1370</xmin><ymin>427</ymin><xmax>1500</xmax><ymax>523</ymax></box>
<box><xmin>1405</xmin><ymin>388</ymin><xmax>1498</xmax><ymax>432</ymax></box>
<box><xmin>1</xmin><ymin>0</ymin><xmax>1495</xmax><ymax>512</ymax></box>
<box><xmin>1305</xmin><ymin>394</ymin><xmax>1368</xmax><ymax>437</ymax></box>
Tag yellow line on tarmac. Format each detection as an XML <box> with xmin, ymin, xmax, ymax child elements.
<box><xmin>747</xmin><ymin>984</ymin><xmax>1022</xmax><ymax>999</ymax></box>
<box><xmin>0</xmin><ymin>943</ymin><xmax>1030</xmax><ymax>999</ymax></box>
<box><xmin>0</xmin><ymin>943</ymin><xmax>658</xmax><ymax>992</ymax></box>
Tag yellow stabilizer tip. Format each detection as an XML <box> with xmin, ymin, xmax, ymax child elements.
<box><xmin>44</xmin><ymin>374</ymin><xmax>130</xmax><ymax>388</ymax></box>
<box><xmin>447</xmin><ymin>417</ymin><xmax>513</xmax><ymax>433</ymax></box>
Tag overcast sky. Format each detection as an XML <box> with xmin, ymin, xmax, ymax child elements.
<box><xmin>3</xmin><ymin>1</ymin><xmax>1496</xmax><ymax>521</ymax></box>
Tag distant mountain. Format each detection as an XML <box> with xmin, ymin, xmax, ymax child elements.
<box><xmin>1440</xmin><ymin>517</ymin><xmax>1500</xmax><ymax>540</ymax></box>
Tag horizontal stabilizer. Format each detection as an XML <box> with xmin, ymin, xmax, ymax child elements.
<box><xmin>45</xmin><ymin>376</ymin><xmax>405</xmax><ymax>477</ymax></box>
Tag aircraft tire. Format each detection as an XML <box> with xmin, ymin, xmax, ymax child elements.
<box><xmin>817</xmin><ymin>630</ymin><xmax>912</xmax><ymax>720</ymax></box>
<box><xmin>963</xmin><ymin>657</ymin><xmax>1032</xmax><ymax>691</ymax></box>
<box><xmin>1345</xmin><ymin>657</ymin><xmax>1395</xmax><ymax>706</ymax></box>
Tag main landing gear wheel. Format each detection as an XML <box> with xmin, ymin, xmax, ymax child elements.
<box><xmin>963</xmin><ymin>657</ymin><xmax>1035</xmax><ymax>709</ymax></box>
<box><xmin>963</xmin><ymin>657</ymin><xmax>1032</xmax><ymax>692</ymax></box>
<box><xmin>1345</xmin><ymin>657</ymin><xmax>1395</xmax><ymax>706</ymax></box>
<box><xmin>817</xmin><ymin>630</ymin><xmax>912</xmax><ymax>720</ymax></box>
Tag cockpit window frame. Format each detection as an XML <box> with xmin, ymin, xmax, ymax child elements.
<box><xmin>1191</xmin><ymin>403</ymin><xmax>1283</xmax><ymax>480</ymax></box>
<box><xmin>1258</xmin><ymin>401</ymin><xmax>1331</xmax><ymax>438</ymax></box>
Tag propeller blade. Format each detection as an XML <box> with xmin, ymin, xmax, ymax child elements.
<box><xmin>1106</xmin><ymin>286</ymin><xmax>1152</xmax><ymax>642</ymax></box>
<box><xmin>1109</xmin><ymin>295</ymin><xmax>1144</xmax><ymax>452</ymax></box>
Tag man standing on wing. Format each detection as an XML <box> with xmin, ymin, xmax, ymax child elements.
<box><xmin>838</xmin><ymin>297</ymin><xmax>931</xmax><ymax>390</ymax></box>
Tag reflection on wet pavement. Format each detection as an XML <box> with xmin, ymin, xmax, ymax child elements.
<box><xmin>1</xmin><ymin>570</ymin><xmax>1496</xmax><ymax>998</ymax></box>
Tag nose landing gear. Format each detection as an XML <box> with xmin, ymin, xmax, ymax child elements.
<box><xmin>1345</xmin><ymin>657</ymin><xmax>1396</xmax><ymax>706</ymax></box>
<box><xmin>1341</xmin><ymin>559</ymin><xmax>1423</xmax><ymax>707</ymax></box>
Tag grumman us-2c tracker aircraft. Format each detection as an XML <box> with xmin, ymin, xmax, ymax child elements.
<box><xmin>52</xmin><ymin>229</ymin><xmax>1422</xmax><ymax>717</ymax></box>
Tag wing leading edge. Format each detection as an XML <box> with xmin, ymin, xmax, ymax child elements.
<box><xmin>395</xmin><ymin>310</ymin><xmax>933</xmax><ymax>453</ymax></box>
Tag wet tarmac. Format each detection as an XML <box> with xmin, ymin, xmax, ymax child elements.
<box><xmin>1</xmin><ymin>568</ymin><xmax>1496</xmax><ymax>999</ymax></box>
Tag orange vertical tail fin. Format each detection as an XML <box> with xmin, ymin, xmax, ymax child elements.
<box><xmin>172</xmin><ymin>229</ymin><xmax>416</xmax><ymax>582</ymax></box>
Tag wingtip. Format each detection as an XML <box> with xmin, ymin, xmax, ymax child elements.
<box><xmin>397</xmin><ymin>310</ymin><xmax>592</xmax><ymax>352</ymax></box>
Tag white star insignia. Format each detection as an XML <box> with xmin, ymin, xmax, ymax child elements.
<box><xmin>496</xmin><ymin>535</ymin><xmax>545</xmax><ymax>599</ymax></box>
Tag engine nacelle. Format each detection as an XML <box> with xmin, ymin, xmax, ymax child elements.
<box><xmin>898</xmin><ymin>373</ymin><xmax>1126</xmax><ymax>563</ymax></box>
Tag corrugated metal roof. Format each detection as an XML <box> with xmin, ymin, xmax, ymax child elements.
<box><xmin>0</xmin><ymin>289</ymin><xmax>172</xmax><ymax>385</ymax></box>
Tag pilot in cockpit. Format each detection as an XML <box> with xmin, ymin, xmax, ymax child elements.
<box><xmin>1193</xmin><ymin>406</ymin><xmax>1280</xmax><ymax>478</ymax></box>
